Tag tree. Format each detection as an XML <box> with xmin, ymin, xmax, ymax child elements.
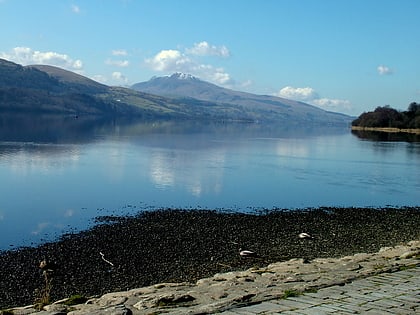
<box><xmin>408</xmin><ymin>102</ymin><xmax>420</xmax><ymax>113</ymax></box>
<box><xmin>352</xmin><ymin>103</ymin><xmax>419</xmax><ymax>129</ymax></box>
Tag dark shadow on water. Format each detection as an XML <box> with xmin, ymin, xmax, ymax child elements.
<box><xmin>0</xmin><ymin>112</ymin><xmax>350</xmax><ymax>146</ymax></box>
<box><xmin>351</xmin><ymin>129</ymin><xmax>420</xmax><ymax>143</ymax></box>
<box><xmin>0</xmin><ymin>113</ymin><xmax>122</xmax><ymax>144</ymax></box>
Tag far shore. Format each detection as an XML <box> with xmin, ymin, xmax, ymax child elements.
<box><xmin>351</xmin><ymin>125</ymin><xmax>420</xmax><ymax>134</ymax></box>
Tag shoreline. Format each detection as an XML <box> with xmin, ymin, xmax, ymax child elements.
<box><xmin>351</xmin><ymin>125</ymin><xmax>420</xmax><ymax>134</ymax></box>
<box><xmin>1</xmin><ymin>206</ymin><xmax>419</xmax><ymax>309</ymax></box>
<box><xmin>19</xmin><ymin>240</ymin><xmax>420</xmax><ymax>314</ymax></box>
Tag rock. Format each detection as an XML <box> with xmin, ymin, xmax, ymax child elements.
<box><xmin>133</xmin><ymin>293</ymin><xmax>196</xmax><ymax>310</ymax></box>
<box><xmin>283</xmin><ymin>276</ymin><xmax>303</xmax><ymax>283</ymax></box>
<box><xmin>68</xmin><ymin>305</ymin><xmax>132</xmax><ymax>315</ymax></box>
<box><xmin>343</xmin><ymin>263</ymin><xmax>363</xmax><ymax>271</ymax></box>
<box><xmin>33</xmin><ymin>311</ymin><xmax>67</xmax><ymax>315</ymax></box>
<box><xmin>8</xmin><ymin>240</ymin><xmax>420</xmax><ymax>314</ymax></box>
<box><xmin>97</xmin><ymin>295</ymin><xmax>128</xmax><ymax>307</ymax></box>
<box><xmin>2</xmin><ymin>207</ymin><xmax>420</xmax><ymax>310</ymax></box>
<box><xmin>399</xmin><ymin>250</ymin><xmax>419</xmax><ymax>259</ymax></box>
<box><xmin>2</xmin><ymin>207</ymin><xmax>419</xmax><ymax>314</ymax></box>
<box><xmin>407</xmin><ymin>240</ymin><xmax>420</xmax><ymax>247</ymax></box>
<box><xmin>6</xmin><ymin>305</ymin><xmax>37</xmax><ymax>315</ymax></box>
<box><xmin>43</xmin><ymin>304</ymin><xmax>68</xmax><ymax>313</ymax></box>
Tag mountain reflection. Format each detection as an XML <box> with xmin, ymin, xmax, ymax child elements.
<box><xmin>0</xmin><ymin>114</ymin><xmax>351</xmax><ymax>195</ymax></box>
<box><xmin>0</xmin><ymin>113</ymin><xmax>350</xmax><ymax>152</ymax></box>
<box><xmin>0</xmin><ymin>113</ymin><xmax>119</xmax><ymax>144</ymax></box>
<box><xmin>1</xmin><ymin>115</ymin><xmax>419</xmax><ymax>250</ymax></box>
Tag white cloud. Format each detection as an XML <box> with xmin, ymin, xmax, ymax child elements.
<box><xmin>112</xmin><ymin>49</ymin><xmax>128</xmax><ymax>56</ymax></box>
<box><xmin>209</xmin><ymin>68</ymin><xmax>231</xmax><ymax>85</ymax></box>
<box><xmin>144</xmin><ymin>42</ymin><xmax>233</xmax><ymax>85</ymax></box>
<box><xmin>312</xmin><ymin>98</ymin><xmax>352</xmax><ymax>112</ymax></box>
<box><xmin>105</xmin><ymin>59</ymin><xmax>129</xmax><ymax>67</ymax></box>
<box><xmin>276</xmin><ymin>86</ymin><xmax>319</xmax><ymax>102</ymax></box>
<box><xmin>275</xmin><ymin>86</ymin><xmax>352</xmax><ymax>113</ymax></box>
<box><xmin>71</xmin><ymin>4</ymin><xmax>80</xmax><ymax>14</ymax></box>
<box><xmin>92</xmin><ymin>74</ymin><xmax>107</xmax><ymax>83</ymax></box>
<box><xmin>240</xmin><ymin>80</ymin><xmax>253</xmax><ymax>89</ymax></box>
<box><xmin>91</xmin><ymin>72</ymin><xmax>129</xmax><ymax>85</ymax></box>
<box><xmin>0</xmin><ymin>47</ymin><xmax>83</xmax><ymax>71</ymax></box>
<box><xmin>112</xmin><ymin>71</ymin><xmax>128</xmax><ymax>84</ymax></box>
<box><xmin>145</xmin><ymin>49</ymin><xmax>187</xmax><ymax>72</ymax></box>
<box><xmin>377</xmin><ymin>65</ymin><xmax>392</xmax><ymax>75</ymax></box>
<box><xmin>186</xmin><ymin>41</ymin><xmax>230</xmax><ymax>57</ymax></box>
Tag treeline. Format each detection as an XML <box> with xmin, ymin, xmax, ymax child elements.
<box><xmin>352</xmin><ymin>102</ymin><xmax>420</xmax><ymax>129</ymax></box>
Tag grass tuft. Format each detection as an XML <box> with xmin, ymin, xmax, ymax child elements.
<box><xmin>64</xmin><ymin>295</ymin><xmax>88</xmax><ymax>306</ymax></box>
<box><xmin>283</xmin><ymin>289</ymin><xmax>302</xmax><ymax>298</ymax></box>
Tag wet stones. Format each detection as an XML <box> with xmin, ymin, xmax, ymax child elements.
<box><xmin>4</xmin><ymin>241</ymin><xmax>420</xmax><ymax>314</ymax></box>
<box><xmin>0</xmin><ymin>207</ymin><xmax>419</xmax><ymax>310</ymax></box>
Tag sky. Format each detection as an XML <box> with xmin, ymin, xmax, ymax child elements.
<box><xmin>0</xmin><ymin>0</ymin><xmax>419</xmax><ymax>116</ymax></box>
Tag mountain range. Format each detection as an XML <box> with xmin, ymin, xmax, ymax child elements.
<box><xmin>132</xmin><ymin>73</ymin><xmax>351</xmax><ymax>124</ymax></box>
<box><xmin>0</xmin><ymin>59</ymin><xmax>352</xmax><ymax>124</ymax></box>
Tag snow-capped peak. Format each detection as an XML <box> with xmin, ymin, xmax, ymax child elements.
<box><xmin>170</xmin><ymin>72</ymin><xmax>197</xmax><ymax>80</ymax></box>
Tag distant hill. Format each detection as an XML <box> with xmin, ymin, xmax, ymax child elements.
<box><xmin>132</xmin><ymin>73</ymin><xmax>352</xmax><ymax>125</ymax></box>
<box><xmin>1</xmin><ymin>59</ymin><xmax>352</xmax><ymax>124</ymax></box>
<box><xmin>0</xmin><ymin>59</ymin><xmax>202</xmax><ymax>118</ymax></box>
<box><xmin>29</xmin><ymin>64</ymin><xmax>108</xmax><ymax>95</ymax></box>
<box><xmin>0</xmin><ymin>58</ymin><xmax>61</xmax><ymax>91</ymax></box>
<box><xmin>0</xmin><ymin>58</ymin><xmax>136</xmax><ymax>116</ymax></box>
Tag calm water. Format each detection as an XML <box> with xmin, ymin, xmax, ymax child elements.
<box><xmin>0</xmin><ymin>115</ymin><xmax>419</xmax><ymax>250</ymax></box>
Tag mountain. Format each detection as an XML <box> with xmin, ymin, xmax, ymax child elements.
<box><xmin>0</xmin><ymin>59</ymin><xmax>274</xmax><ymax>120</ymax></box>
<box><xmin>29</xmin><ymin>64</ymin><xmax>108</xmax><ymax>95</ymax></box>
<box><xmin>0</xmin><ymin>58</ymin><xmax>61</xmax><ymax>91</ymax></box>
<box><xmin>1</xmin><ymin>59</ymin><xmax>351</xmax><ymax>124</ymax></box>
<box><xmin>132</xmin><ymin>73</ymin><xmax>352</xmax><ymax>125</ymax></box>
<box><xmin>0</xmin><ymin>59</ymin><xmax>124</xmax><ymax>115</ymax></box>
<box><xmin>0</xmin><ymin>59</ymin><xmax>190</xmax><ymax>118</ymax></box>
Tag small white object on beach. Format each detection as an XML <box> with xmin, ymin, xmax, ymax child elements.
<box><xmin>239</xmin><ymin>249</ymin><xmax>258</xmax><ymax>257</ymax></box>
<box><xmin>298</xmin><ymin>232</ymin><xmax>313</xmax><ymax>239</ymax></box>
<box><xmin>100</xmin><ymin>251</ymin><xmax>115</xmax><ymax>267</ymax></box>
<box><xmin>39</xmin><ymin>259</ymin><xmax>56</xmax><ymax>271</ymax></box>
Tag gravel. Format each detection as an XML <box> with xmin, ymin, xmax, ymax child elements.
<box><xmin>0</xmin><ymin>206</ymin><xmax>419</xmax><ymax>309</ymax></box>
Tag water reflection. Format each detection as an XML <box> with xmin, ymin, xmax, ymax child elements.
<box><xmin>351</xmin><ymin>129</ymin><xmax>420</xmax><ymax>143</ymax></box>
<box><xmin>2</xmin><ymin>144</ymin><xmax>81</xmax><ymax>175</ymax></box>
<box><xmin>148</xmin><ymin>146</ymin><xmax>226</xmax><ymax>196</ymax></box>
<box><xmin>351</xmin><ymin>130</ymin><xmax>420</xmax><ymax>159</ymax></box>
<box><xmin>0</xmin><ymin>113</ymin><xmax>120</xmax><ymax>144</ymax></box>
<box><xmin>1</xmin><ymin>114</ymin><xmax>419</xmax><ymax>250</ymax></box>
<box><xmin>275</xmin><ymin>139</ymin><xmax>309</xmax><ymax>158</ymax></box>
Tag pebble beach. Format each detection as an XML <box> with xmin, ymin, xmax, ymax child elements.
<box><xmin>1</xmin><ymin>206</ymin><xmax>419</xmax><ymax>310</ymax></box>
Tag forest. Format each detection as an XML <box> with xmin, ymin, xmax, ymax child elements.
<box><xmin>352</xmin><ymin>102</ymin><xmax>420</xmax><ymax>129</ymax></box>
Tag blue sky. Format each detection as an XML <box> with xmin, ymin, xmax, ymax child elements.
<box><xmin>1</xmin><ymin>0</ymin><xmax>419</xmax><ymax>115</ymax></box>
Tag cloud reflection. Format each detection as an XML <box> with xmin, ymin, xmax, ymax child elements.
<box><xmin>32</xmin><ymin>221</ymin><xmax>65</xmax><ymax>236</ymax></box>
<box><xmin>148</xmin><ymin>147</ymin><xmax>226</xmax><ymax>197</ymax></box>
<box><xmin>64</xmin><ymin>209</ymin><xmax>75</xmax><ymax>218</ymax></box>
<box><xmin>4</xmin><ymin>145</ymin><xmax>81</xmax><ymax>175</ymax></box>
<box><xmin>275</xmin><ymin>140</ymin><xmax>309</xmax><ymax>158</ymax></box>
<box><xmin>32</xmin><ymin>222</ymin><xmax>50</xmax><ymax>235</ymax></box>
<box><xmin>149</xmin><ymin>151</ymin><xmax>175</xmax><ymax>188</ymax></box>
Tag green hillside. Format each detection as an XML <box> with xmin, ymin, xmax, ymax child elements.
<box><xmin>0</xmin><ymin>59</ymin><xmax>253</xmax><ymax>120</ymax></box>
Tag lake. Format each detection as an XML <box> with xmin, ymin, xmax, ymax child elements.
<box><xmin>0</xmin><ymin>115</ymin><xmax>419</xmax><ymax>250</ymax></box>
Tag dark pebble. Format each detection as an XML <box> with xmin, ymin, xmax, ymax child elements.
<box><xmin>0</xmin><ymin>206</ymin><xmax>419</xmax><ymax>309</ymax></box>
